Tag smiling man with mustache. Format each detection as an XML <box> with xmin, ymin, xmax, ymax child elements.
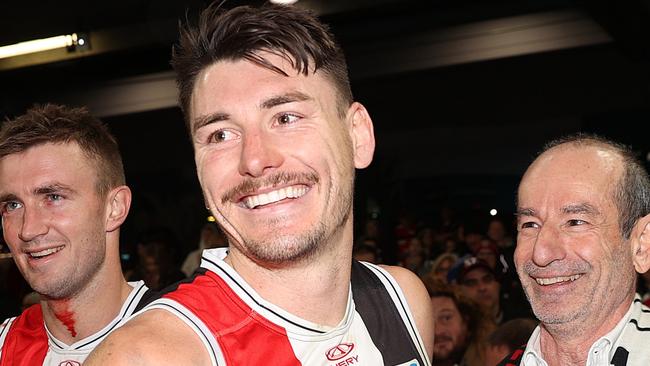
<box><xmin>86</xmin><ymin>3</ymin><xmax>433</xmax><ymax>365</ymax></box>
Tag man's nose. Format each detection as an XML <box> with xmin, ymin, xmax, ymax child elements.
<box><xmin>238</xmin><ymin>130</ymin><xmax>284</xmax><ymax>177</ymax></box>
<box><xmin>18</xmin><ymin>206</ymin><xmax>48</xmax><ymax>242</ymax></box>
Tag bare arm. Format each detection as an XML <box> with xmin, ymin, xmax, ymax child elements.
<box><xmin>381</xmin><ymin>265</ymin><xmax>434</xmax><ymax>362</ymax></box>
<box><xmin>85</xmin><ymin>309</ymin><xmax>211</xmax><ymax>365</ymax></box>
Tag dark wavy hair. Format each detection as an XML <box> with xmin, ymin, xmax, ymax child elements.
<box><xmin>172</xmin><ymin>3</ymin><xmax>353</xmax><ymax>130</ymax></box>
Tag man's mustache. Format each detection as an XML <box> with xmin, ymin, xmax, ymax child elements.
<box><xmin>221</xmin><ymin>171</ymin><xmax>319</xmax><ymax>204</ymax></box>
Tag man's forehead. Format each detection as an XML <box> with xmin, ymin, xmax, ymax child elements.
<box><xmin>465</xmin><ymin>267</ymin><xmax>491</xmax><ymax>278</ymax></box>
<box><xmin>519</xmin><ymin>144</ymin><xmax>622</xmax><ymax>204</ymax></box>
<box><xmin>190</xmin><ymin>56</ymin><xmax>325</xmax><ymax>118</ymax></box>
<box><xmin>525</xmin><ymin>144</ymin><xmax>622</xmax><ymax>180</ymax></box>
<box><xmin>432</xmin><ymin>296</ymin><xmax>459</xmax><ymax>311</ymax></box>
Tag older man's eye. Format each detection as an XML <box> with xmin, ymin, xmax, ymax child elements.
<box><xmin>520</xmin><ymin>222</ymin><xmax>539</xmax><ymax>230</ymax></box>
<box><xmin>567</xmin><ymin>219</ymin><xmax>587</xmax><ymax>226</ymax></box>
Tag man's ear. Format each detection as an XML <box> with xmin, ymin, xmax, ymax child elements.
<box><xmin>105</xmin><ymin>186</ymin><xmax>132</xmax><ymax>232</ymax></box>
<box><xmin>630</xmin><ymin>213</ymin><xmax>650</xmax><ymax>273</ymax></box>
<box><xmin>346</xmin><ymin>102</ymin><xmax>375</xmax><ymax>169</ymax></box>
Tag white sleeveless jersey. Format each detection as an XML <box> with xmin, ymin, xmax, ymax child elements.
<box><xmin>0</xmin><ymin>281</ymin><xmax>149</xmax><ymax>366</ymax></box>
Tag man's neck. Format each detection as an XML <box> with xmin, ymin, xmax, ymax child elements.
<box><xmin>225</xmin><ymin>224</ymin><xmax>354</xmax><ymax>327</ymax></box>
<box><xmin>538</xmin><ymin>294</ymin><xmax>634</xmax><ymax>366</ymax></box>
<box><xmin>40</xmin><ymin>269</ymin><xmax>132</xmax><ymax>344</ymax></box>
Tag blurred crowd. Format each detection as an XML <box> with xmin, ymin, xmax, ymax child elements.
<box><xmin>353</xmin><ymin>208</ymin><xmax>536</xmax><ymax>366</ymax></box>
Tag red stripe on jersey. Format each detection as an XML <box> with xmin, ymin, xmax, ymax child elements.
<box><xmin>164</xmin><ymin>270</ymin><xmax>302</xmax><ymax>366</ymax></box>
<box><xmin>0</xmin><ymin>304</ymin><xmax>49</xmax><ymax>366</ymax></box>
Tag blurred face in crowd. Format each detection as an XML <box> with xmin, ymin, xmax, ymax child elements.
<box><xmin>460</xmin><ymin>267</ymin><xmax>500</xmax><ymax>311</ymax></box>
<box><xmin>0</xmin><ymin>143</ymin><xmax>110</xmax><ymax>299</ymax></box>
<box><xmin>488</xmin><ymin>220</ymin><xmax>506</xmax><ymax>243</ymax></box>
<box><xmin>465</xmin><ymin>233</ymin><xmax>483</xmax><ymax>254</ymax></box>
<box><xmin>432</xmin><ymin>296</ymin><xmax>469</xmax><ymax>363</ymax></box>
<box><xmin>476</xmin><ymin>240</ymin><xmax>498</xmax><ymax>269</ymax></box>
<box><xmin>515</xmin><ymin>144</ymin><xmax>637</xmax><ymax>327</ymax></box>
<box><xmin>433</xmin><ymin>257</ymin><xmax>455</xmax><ymax>284</ymax></box>
<box><xmin>189</xmin><ymin>52</ymin><xmax>374</xmax><ymax>265</ymax></box>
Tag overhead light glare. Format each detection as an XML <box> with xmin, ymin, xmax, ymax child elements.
<box><xmin>269</xmin><ymin>0</ymin><xmax>299</xmax><ymax>4</ymax></box>
<box><xmin>0</xmin><ymin>33</ymin><xmax>78</xmax><ymax>59</ymax></box>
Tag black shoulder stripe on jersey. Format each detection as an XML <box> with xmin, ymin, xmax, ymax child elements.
<box><xmin>351</xmin><ymin>261</ymin><xmax>427</xmax><ymax>366</ymax></box>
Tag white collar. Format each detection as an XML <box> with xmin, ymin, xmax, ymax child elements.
<box><xmin>521</xmin><ymin>298</ymin><xmax>635</xmax><ymax>366</ymax></box>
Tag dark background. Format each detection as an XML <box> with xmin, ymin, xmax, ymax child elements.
<box><xmin>1</xmin><ymin>0</ymin><xmax>650</xmax><ymax>261</ymax></box>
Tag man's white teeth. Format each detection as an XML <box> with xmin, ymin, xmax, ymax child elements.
<box><xmin>535</xmin><ymin>274</ymin><xmax>581</xmax><ymax>285</ymax></box>
<box><xmin>30</xmin><ymin>246</ymin><xmax>64</xmax><ymax>258</ymax></box>
<box><xmin>244</xmin><ymin>186</ymin><xmax>308</xmax><ymax>209</ymax></box>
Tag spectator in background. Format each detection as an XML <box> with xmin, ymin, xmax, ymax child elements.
<box><xmin>484</xmin><ymin>318</ymin><xmax>538</xmax><ymax>366</ymax></box>
<box><xmin>129</xmin><ymin>228</ymin><xmax>186</xmax><ymax>291</ymax></box>
<box><xmin>452</xmin><ymin>257</ymin><xmax>502</xmax><ymax>323</ymax></box>
<box><xmin>355</xmin><ymin>218</ymin><xmax>384</xmax><ymax>263</ymax></box>
<box><xmin>451</xmin><ymin>256</ymin><xmax>531</xmax><ymax>325</ymax></box>
<box><xmin>429</xmin><ymin>283</ymin><xmax>495</xmax><ymax>366</ymax></box>
<box><xmin>352</xmin><ymin>243</ymin><xmax>379</xmax><ymax>264</ymax></box>
<box><xmin>443</xmin><ymin>237</ymin><xmax>460</xmax><ymax>256</ymax></box>
<box><xmin>474</xmin><ymin>238</ymin><xmax>499</xmax><ymax>270</ymax></box>
<box><xmin>458</xmin><ymin>223</ymin><xmax>485</xmax><ymax>256</ymax></box>
<box><xmin>486</xmin><ymin>217</ymin><xmax>513</xmax><ymax>249</ymax></box>
<box><xmin>181</xmin><ymin>221</ymin><xmax>227</xmax><ymax>277</ymax></box>
<box><xmin>402</xmin><ymin>236</ymin><xmax>427</xmax><ymax>275</ymax></box>
<box><xmin>424</xmin><ymin>253</ymin><xmax>458</xmax><ymax>285</ymax></box>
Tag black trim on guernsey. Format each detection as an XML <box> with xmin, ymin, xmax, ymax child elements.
<box><xmin>351</xmin><ymin>260</ymin><xmax>426</xmax><ymax>366</ymax></box>
<box><xmin>47</xmin><ymin>284</ymin><xmax>156</xmax><ymax>350</ymax></box>
<box><xmin>156</xmin><ymin>302</ymin><xmax>219</xmax><ymax>365</ymax></box>
<box><xmin>202</xmin><ymin>255</ymin><xmax>327</xmax><ymax>334</ymax></box>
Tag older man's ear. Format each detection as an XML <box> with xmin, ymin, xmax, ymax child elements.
<box><xmin>631</xmin><ymin>213</ymin><xmax>650</xmax><ymax>274</ymax></box>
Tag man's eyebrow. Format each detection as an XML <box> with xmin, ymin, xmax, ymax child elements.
<box><xmin>0</xmin><ymin>193</ymin><xmax>17</xmax><ymax>203</ymax></box>
<box><xmin>34</xmin><ymin>183</ymin><xmax>74</xmax><ymax>196</ymax></box>
<box><xmin>191</xmin><ymin>112</ymin><xmax>230</xmax><ymax>135</ymax></box>
<box><xmin>562</xmin><ymin>203</ymin><xmax>600</xmax><ymax>216</ymax></box>
<box><xmin>516</xmin><ymin>208</ymin><xmax>536</xmax><ymax>217</ymax></box>
<box><xmin>190</xmin><ymin>91</ymin><xmax>312</xmax><ymax>135</ymax></box>
<box><xmin>259</xmin><ymin>91</ymin><xmax>312</xmax><ymax>110</ymax></box>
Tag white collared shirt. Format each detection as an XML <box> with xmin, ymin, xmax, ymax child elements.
<box><xmin>520</xmin><ymin>298</ymin><xmax>635</xmax><ymax>366</ymax></box>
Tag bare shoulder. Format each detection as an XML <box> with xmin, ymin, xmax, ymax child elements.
<box><xmin>85</xmin><ymin>308</ymin><xmax>211</xmax><ymax>366</ymax></box>
<box><xmin>379</xmin><ymin>264</ymin><xmax>434</xmax><ymax>361</ymax></box>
